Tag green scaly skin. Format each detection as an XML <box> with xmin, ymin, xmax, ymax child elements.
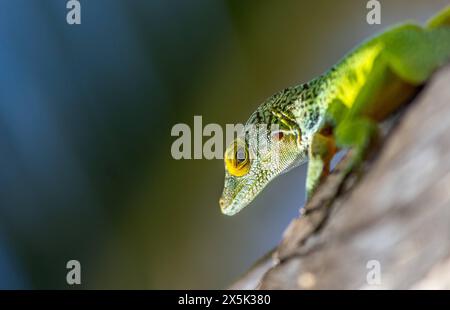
<box><xmin>220</xmin><ymin>7</ymin><xmax>450</xmax><ymax>216</ymax></box>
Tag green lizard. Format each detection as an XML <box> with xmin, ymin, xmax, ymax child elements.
<box><xmin>219</xmin><ymin>6</ymin><xmax>450</xmax><ymax>216</ymax></box>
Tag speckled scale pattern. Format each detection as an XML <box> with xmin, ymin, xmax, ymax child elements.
<box><xmin>246</xmin><ymin>72</ymin><xmax>335</xmax><ymax>138</ymax></box>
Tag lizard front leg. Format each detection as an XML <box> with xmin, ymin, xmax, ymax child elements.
<box><xmin>306</xmin><ymin>128</ymin><xmax>337</xmax><ymax>200</ymax></box>
<box><xmin>334</xmin><ymin>117</ymin><xmax>378</xmax><ymax>174</ymax></box>
<box><xmin>305</xmin><ymin>118</ymin><xmax>378</xmax><ymax>201</ymax></box>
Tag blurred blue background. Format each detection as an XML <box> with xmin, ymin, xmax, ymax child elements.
<box><xmin>0</xmin><ymin>0</ymin><xmax>447</xmax><ymax>289</ymax></box>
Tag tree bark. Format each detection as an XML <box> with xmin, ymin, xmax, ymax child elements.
<box><xmin>230</xmin><ymin>65</ymin><xmax>450</xmax><ymax>290</ymax></box>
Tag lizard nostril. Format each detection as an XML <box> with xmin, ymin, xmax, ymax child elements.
<box><xmin>219</xmin><ymin>198</ymin><xmax>225</xmax><ymax>208</ymax></box>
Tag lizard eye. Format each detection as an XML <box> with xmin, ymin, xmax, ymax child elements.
<box><xmin>271</xmin><ymin>131</ymin><xmax>284</xmax><ymax>141</ymax></box>
<box><xmin>236</xmin><ymin>147</ymin><xmax>246</xmax><ymax>163</ymax></box>
<box><xmin>225</xmin><ymin>141</ymin><xmax>250</xmax><ymax>177</ymax></box>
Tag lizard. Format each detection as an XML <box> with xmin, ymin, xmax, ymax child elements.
<box><xmin>219</xmin><ymin>6</ymin><xmax>450</xmax><ymax>216</ymax></box>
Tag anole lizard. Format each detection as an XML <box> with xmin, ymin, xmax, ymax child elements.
<box><xmin>219</xmin><ymin>6</ymin><xmax>450</xmax><ymax>216</ymax></box>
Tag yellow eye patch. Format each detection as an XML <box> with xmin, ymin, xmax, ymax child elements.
<box><xmin>225</xmin><ymin>141</ymin><xmax>250</xmax><ymax>177</ymax></box>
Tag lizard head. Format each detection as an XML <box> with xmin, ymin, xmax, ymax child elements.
<box><xmin>219</xmin><ymin>93</ymin><xmax>310</xmax><ymax>216</ymax></box>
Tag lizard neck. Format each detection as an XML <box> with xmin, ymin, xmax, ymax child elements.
<box><xmin>289</xmin><ymin>74</ymin><xmax>332</xmax><ymax>137</ymax></box>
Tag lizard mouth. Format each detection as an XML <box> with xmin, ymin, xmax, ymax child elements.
<box><xmin>219</xmin><ymin>179</ymin><xmax>261</xmax><ymax>216</ymax></box>
<box><xmin>219</xmin><ymin>196</ymin><xmax>250</xmax><ymax>216</ymax></box>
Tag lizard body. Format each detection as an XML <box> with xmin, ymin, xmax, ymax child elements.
<box><xmin>220</xmin><ymin>7</ymin><xmax>450</xmax><ymax>216</ymax></box>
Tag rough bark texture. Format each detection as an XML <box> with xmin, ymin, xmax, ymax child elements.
<box><xmin>230</xmin><ymin>65</ymin><xmax>450</xmax><ymax>290</ymax></box>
